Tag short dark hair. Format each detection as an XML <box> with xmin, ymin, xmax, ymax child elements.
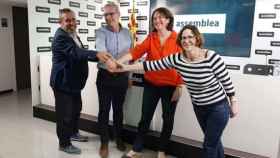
<box><xmin>176</xmin><ymin>25</ymin><xmax>204</xmax><ymax>48</ymax></box>
<box><xmin>151</xmin><ymin>7</ymin><xmax>174</xmax><ymax>32</ymax></box>
<box><xmin>59</xmin><ymin>8</ymin><xmax>74</xmax><ymax>19</ymax></box>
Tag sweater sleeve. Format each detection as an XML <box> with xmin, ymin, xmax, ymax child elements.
<box><xmin>130</xmin><ymin>34</ymin><xmax>151</xmax><ymax>60</ymax></box>
<box><xmin>211</xmin><ymin>52</ymin><xmax>235</xmax><ymax>96</ymax></box>
<box><xmin>143</xmin><ymin>54</ymin><xmax>176</xmax><ymax>72</ymax></box>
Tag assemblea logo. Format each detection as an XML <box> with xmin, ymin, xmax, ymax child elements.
<box><xmin>176</xmin><ymin>19</ymin><xmax>220</xmax><ymax>28</ymax></box>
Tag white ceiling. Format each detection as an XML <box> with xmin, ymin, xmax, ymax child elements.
<box><xmin>0</xmin><ymin>0</ymin><xmax>27</xmax><ymax>7</ymax></box>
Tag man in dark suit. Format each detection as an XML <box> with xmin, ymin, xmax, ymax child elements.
<box><xmin>50</xmin><ymin>8</ymin><xmax>111</xmax><ymax>155</ymax></box>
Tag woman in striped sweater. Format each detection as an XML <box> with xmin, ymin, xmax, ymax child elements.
<box><xmin>110</xmin><ymin>25</ymin><xmax>238</xmax><ymax>158</ymax></box>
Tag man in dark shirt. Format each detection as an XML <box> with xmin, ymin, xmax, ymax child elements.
<box><xmin>50</xmin><ymin>8</ymin><xmax>111</xmax><ymax>155</ymax></box>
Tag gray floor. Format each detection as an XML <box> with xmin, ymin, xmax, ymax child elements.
<box><xmin>0</xmin><ymin>90</ymin><xmax>175</xmax><ymax>158</ymax></box>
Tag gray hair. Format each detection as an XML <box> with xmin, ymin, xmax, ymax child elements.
<box><xmin>104</xmin><ymin>2</ymin><xmax>120</xmax><ymax>13</ymax></box>
<box><xmin>59</xmin><ymin>8</ymin><xmax>74</xmax><ymax>19</ymax></box>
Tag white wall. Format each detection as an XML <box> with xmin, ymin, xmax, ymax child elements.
<box><xmin>0</xmin><ymin>4</ymin><xmax>16</xmax><ymax>92</ymax></box>
<box><xmin>31</xmin><ymin>0</ymin><xmax>280</xmax><ymax>157</ymax></box>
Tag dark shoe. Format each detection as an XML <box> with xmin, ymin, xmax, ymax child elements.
<box><xmin>99</xmin><ymin>143</ymin><xmax>109</xmax><ymax>158</ymax></box>
<box><xmin>59</xmin><ymin>144</ymin><xmax>81</xmax><ymax>154</ymax></box>
<box><xmin>70</xmin><ymin>133</ymin><xmax>89</xmax><ymax>142</ymax></box>
<box><xmin>116</xmin><ymin>139</ymin><xmax>126</xmax><ymax>151</ymax></box>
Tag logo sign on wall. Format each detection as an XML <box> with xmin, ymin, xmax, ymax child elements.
<box><xmin>272</xmin><ymin>23</ymin><xmax>280</xmax><ymax>28</ymax></box>
<box><xmin>121</xmin><ymin>16</ymin><xmax>129</xmax><ymax>20</ymax></box>
<box><xmin>36</xmin><ymin>27</ymin><xmax>51</xmax><ymax>33</ymax></box>
<box><xmin>87</xmin><ymin>5</ymin><xmax>96</xmax><ymax>10</ymax></box>
<box><xmin>76</xmin><ymin>20</ymin><xmax>80</xmax><ymax>25</ymax></box>
<box><xmin>136</xmin><ymin>16</ymin><xmax>147</xmax><ymax>21</ymax></box>
<box><xmin>151</xmin><ymin>0</ymin><xmax>255</xmax><ymax>58</ymax></box>
<box><xmin>36</xmin><ymin>6</ymin><xmax>50</xmax><ymax>13</ymax></box>
<box><xmin>94</xmin><ymin>0</ymin><xmax>102</xmax><ymax>4</ymax></box>
<box><xmin>174</xmin><ymin>14</ymin><xmax>226</xmax><ymax>34</ymax></box>
<box><xmin>87</xmin><ymin>37</ymin><xmax>95</xmax><ymax>42</ymax></box>
<box><xmin>37</xmin><ymin>46</ymin><xmax>51</xmax><ymax>52</ymax></box>
<box><xmin>136</xmin><ymin>30</ymin><xmax>147</xmax><ymax>35</ymax></box>
<box><xmin>257</xmin><ymin>32</ymin><xmax>274</xmax><ymax>37</ymax></box>
<box><xmin>79</xmin><ymin>12</ymin><xmax>88</xmax><ymax>17</ymax></box>
<box><xmin>49</xmin><ymin>37</ymin><xmax>54</xmax><ymax>42</ymax></box>
<box><xmin>255</xmin><ymin>50</ymin><xmax>272</xmax><ymax>55</ymax></box>
<box><xmin>48</xmin><ymin>18</ymin><xmax>59</xmax><ymax>23</ymax></box>
<box><xmin>259</xmin><ymin>13</ymin><xmax>276</xmax><ymax>19</ymax></box>
<box><xmin>271</xmin><ymin>41</ymin><xmax>280</xmax><ymax>47</ymax></box>
<box><xmin>78</xmin><ymin>29</ymin><xmax>89</xmax><ymax>34</ymax></box>
<box><xmin>94</xmin><ymin>14</ymin><xmax>103</xmax><ymax>19</ymax></box>
<box><xmin>120</xmin><ymin>2</ymin><xmax>129</xmax><ymax>7</ymax></box>
<box><xmin>137</xmin><ymin>1</ymin><xmax>148</xmax><ymax>6</ymax></box>
<box><xmin>69</xmin><ymin>1</ymin><xmax>80</xmax><ymax>8</ymax></box>
<box><xmin>226</xmin><ymin>65</ymin><xmax>240</xmax><ymax>70</ymax></box>
<box><xmin>48</xmin><ymin>0</ymin><xmax>61</xmax><ymax>5</ymax></box>
<box><xmin>87</xmin><ymin>21</ymin><xmax>96</xmax><ymax>26</ymax></box>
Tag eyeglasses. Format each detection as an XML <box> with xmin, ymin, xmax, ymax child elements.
<box><xmin>103</xmin><ymin>12</ymin><xmax>116</xmax><ymax>17</ymax></box>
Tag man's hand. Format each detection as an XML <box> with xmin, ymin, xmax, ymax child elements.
<box><xmin>105</xmin><ymin>58</ymin><xmax>124</xmax><ymax>72</ymax></box>
<box><xmin>106</xmin><ymin>58</ymin><xmax>118</xmax><ymax>71</ymax></box>
<box><xmin>96</xmin><ymin>52</ymin><xmax>112</xmax><ymax>63</ymax></box>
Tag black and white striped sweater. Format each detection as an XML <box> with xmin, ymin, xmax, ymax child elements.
<box><xmin>143</xmin><ymin>50</ymin><xmax>235</xmax><ymax>106</ymax></box>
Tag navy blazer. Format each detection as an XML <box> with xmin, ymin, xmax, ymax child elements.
<box><xmin>50</xmin><ymin>28</ymin><xmax>98</xmax><ymax>94</ymax></box>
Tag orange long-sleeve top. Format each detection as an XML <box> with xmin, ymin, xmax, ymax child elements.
<box><xmin>130</xmin><ymin>31</ymin><xmax>183</xmax><ymax>86</ymax></box>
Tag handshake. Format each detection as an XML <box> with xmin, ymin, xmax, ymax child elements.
<box><xmin>105</xmin><ymin>58</ymin><xmax>126</xmax><ymax>73</ymax></box>
<box><xmin>96</xmin><ymin>52</ymin><xmax>126</xmax><ymax>72</ymax></box>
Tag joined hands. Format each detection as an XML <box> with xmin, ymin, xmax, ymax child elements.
<box><xmin>96</xmin><ymin>52</ymin><xmax>127</xmax><ymax>73</ymax></box>
<box><xmin>96</xmin><ymin>52</ymin><xmax>113</xmax><ymax>63</ymax></box>
<box><xmin>105</xmin><ymin>58</ymin><xmax>126</xmax><ymax>73</ymax></box>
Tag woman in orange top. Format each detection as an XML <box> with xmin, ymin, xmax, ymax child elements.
<box><xmin>116</xmin><ymin>7</ymin><xmax>183</xmax><ymax>158</ymax></box>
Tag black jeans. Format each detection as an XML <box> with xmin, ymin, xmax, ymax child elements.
<box><xmin>193</xmin><ymin>98</ymin><xmax>230</xmax><ymax>158</ymax></box>
<box><xmin>132</xmin><ymin>80</ymin><xmax>177</xmax><ymax>152</ymax></box>
<box><xmin>96</xmin><ymin>69</ymin><xmax>128</xmax><ymax>144</ymax></box>
<box><xmin>53</xmin><ymin>89</ymin><xmax>82</xmax><ymax>147</ymax></box>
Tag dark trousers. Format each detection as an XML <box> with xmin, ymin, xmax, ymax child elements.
<box><xmin>53</xmin><ymin>89</ymin><xmax>82</xmax><ymax>147</ymax></box>
<box><xmin>96</xmin><ymin>69</ymin><xmax>128</xmax><ymax>144</ymax></box>
<box><xmin>193</xmin><ymin>98</ymin><xmax>230</xmax><ymax>158</ymax></box>
<box><xmin>133</xmin><ymin>81</ymin><xmax>177</xmax><ymax>152</ymax></box>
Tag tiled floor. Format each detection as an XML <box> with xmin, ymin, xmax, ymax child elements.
<box><xmin>0</xmin><ymin>90</ymin><xmax>175</xmax><ymax>158</ymax></box>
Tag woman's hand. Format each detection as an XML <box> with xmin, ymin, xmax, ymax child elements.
<box><xmin>106</xmin><ymin>60</ymin><xmax>144</xmax><ymax>72</ymax></box>
<box><xmin>106</xmin><ymin>58</ymin><xmax>117</xmax><ymax>70</ymax></box>
<box><xmin>105</xmin><ymin>59</ymin><xmax>124</xmax><ymax>72</ymax></box>
<box><xmin>229</xmin><ymin>97</ymin><xmax>238</xmax><ymax>118</ymax></box>
<box><xmin>171</xmin><ymin>85</ymin><xmax>183</xmax><ymax>102</ymax></box>
<box><xmin>96</xmin><ymin>51</ymin><xmax>112</xmax><ymax>63</ymax></box>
